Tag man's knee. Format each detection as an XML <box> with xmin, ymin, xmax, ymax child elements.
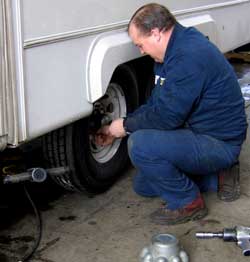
<box><xmin>127</xmin><ymin>130</ymin><xmax>150</xmax><ymax>163</ymax></box>
<box><xmin>127</xmin><ymin>129</ymin><xmax>180</xmax><ymax>166</ymax></box>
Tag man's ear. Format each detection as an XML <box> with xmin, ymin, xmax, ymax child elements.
<box><xmin>151</xmin><ymin>28</ymin><xmax>161</xmax><ymax>41</ymax></box>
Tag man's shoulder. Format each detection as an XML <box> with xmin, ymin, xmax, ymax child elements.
<box><xmin>168</xmin><ymin>28</ymin><xmax>219</xmax><ymax>65</ymax></box>
<box><xmin>173</xmin><ymin>26</ymin><xmax>211</xmax><ymax>51</ymax></box>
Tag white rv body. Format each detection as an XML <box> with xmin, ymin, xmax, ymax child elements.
<box><xmin>0</xmin><ymin>0</ymin><xmax>250</xmax><ymax>149</ymax></box>
<box><xmin>1</xmin><ymin>0</ymin><xmax>250</xmax><ymax>193</ymax></box>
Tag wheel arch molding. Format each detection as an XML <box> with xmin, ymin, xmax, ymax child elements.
<box><xmin>86</xmin><ymin>30</ymin><xmax>141</xmax><ymax>103</ymax></box>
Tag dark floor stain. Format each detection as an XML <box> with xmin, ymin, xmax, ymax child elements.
<box><xmin>0</xmin><ymin>235</ymin><xmax>12</xmax><ymax>244</ymax></box>
<box><xmin>35</xmin><ymin>257</ymin><xmax>56</xmax><ymax>262</ymax></box>
<box><xmin>0</xmin><ymin>245</ymin><xmax>16</xmax><ymax>253</ymax></box>
<box><xmin>59</xmin><ymin>215</ymin><xmax>77</xmax><ymax>221</ymax></box>
<box><xmin>88</xmin><ymin>220</ymin><xmax>97</xmax><ymax>225</ymax></box>
<box><xmin>13</xmin><ymin>235</ymin><xmax>34</xmax><ymax>243</ymax></box>
<box><xmin>38</xmin><ymin>203</ymin><xmax>55</xmax><ymax>212</ymax></box>
<box><xmin>87</xmin><ymin>195</ymin><xmax>95</xmax><ymax>199</ymax></box>
<box><xmin>17</xmin><ymin>244</ymin><xmax>29</xmax><ymax>254</ymax></box>
<box><xmin>0</xmin><ymin>235</ymin><xmax>34</xmax><ymax>244</ymax></box>
<box><xmin>0</xmin><ymin>237</ymin><xmax>60</xmax><ymax>262</ymax></box>
<box><xmin>0</xmin><ymin>247</ymin><xmax>21</xmax><ymax>262</ymax></box>
<box><xmin>241</xmin><ymin>192</ymin><xmax>250</xmax><ymax>198</ymax></box>
<box><xmin>198</xmin><ymin>219</ymin><xmax>221</xmax><ymax>226</ymax></box>
<box><xmin>0</xmin><ymin>252</ymin><xmax>8</xmax><ymax>262</ymax></box>
<box><xmin>183</xmin><ymin>227</ymin><xmax>197</xmax><ymax>236</ymax></box>
<box><xmin>37</xmin><ymin>237</ymin><xmax>60</xmax><ymax>253</ymax></box>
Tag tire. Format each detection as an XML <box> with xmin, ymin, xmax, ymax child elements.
<box><xmin>43</xmin><ymin>64</ymin><xmax>139</xmax><ymax>193</ymax></box>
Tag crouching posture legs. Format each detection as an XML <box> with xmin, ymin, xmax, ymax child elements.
<box><xmin>128</xmin><ymin>129</ymin><xmax>240</xmax><ymax>225</ymax></box>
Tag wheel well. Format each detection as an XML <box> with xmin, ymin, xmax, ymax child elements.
<box><xmin>110</xmin><ymin>63</ymin><xmax>139</xmax><ymax>111</ymax></box>
<box><xmin>126</xmin><ymin>56</ymin><xmax>154</xmax><ymax>105</ymax></box>
<box><xmin>110</xmin><ymin>56</ymin><xmax>154</xmax><ymax>107</ymax></box>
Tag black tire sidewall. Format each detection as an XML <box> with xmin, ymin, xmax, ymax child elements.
<box><xmin>72</xmin><ymin>64</ymin><xmax>139</xmax><ymax>192</ymax></box>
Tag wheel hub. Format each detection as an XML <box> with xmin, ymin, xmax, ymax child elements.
<box><xmin>89</xmin><ymin>83</ymin><xmax>127</xmax><ymax>163</ymax></box>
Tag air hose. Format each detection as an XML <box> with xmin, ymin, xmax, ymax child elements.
<box><xmin>2</xmin><ymin>168</ymin><xmax>47</xmax><ymax>262</ymax></box>
<box><xmin>2</xmin><ymin>167</ymin><xmax>68</xmax><ymax>261</ymax></box>
<box><xmin>18</xmin><ymin>185</ymin><xmax>43</xmax><ymax>262</ymax></box>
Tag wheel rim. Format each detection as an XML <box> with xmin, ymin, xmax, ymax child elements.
<box><xmin>90</xmin><ymin>83</ymin><xmax>127</xmax><ymax>163</ymax></box>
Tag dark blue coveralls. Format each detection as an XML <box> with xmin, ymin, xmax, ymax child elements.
<box><xmin>123</xmin><ymin>23</ymin><xmax>247</xmax><ymax>210</ymax></box>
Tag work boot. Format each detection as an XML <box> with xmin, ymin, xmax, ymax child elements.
<box><xmin>150</xmin><ymin>194</ymin><xmax>208</xmax><ymax>225</ymax></box>
<box><xmin>217</xmin><ymin>162</ymin><xmax>240</xmax><ymax>202</ymax></box>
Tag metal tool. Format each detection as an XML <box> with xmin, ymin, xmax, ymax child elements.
<box><xmin>140</xmin><ymin>233</ymin><xmax>189</xmax><ymax>262</ymax></box>
<box><xmin>3</xmin><ymin>166</ymin><xmax>69</xmax><ymax>184</ymax></box>
<box><xmin>196</xmin><ymin>226</ymin><xmax>250</xmax><ymax>256</ymax></box>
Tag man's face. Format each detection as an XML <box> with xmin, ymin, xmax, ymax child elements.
<box><xmin>129</xmin><ymin>23</ymin><xmax>163</xmax><ymax>63</ymax></box>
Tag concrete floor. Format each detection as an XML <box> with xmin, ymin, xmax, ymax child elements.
<box><xmin>1</xmin><ymin>63</ymin><xmax>250</xmax><ymax>262</ymax></box>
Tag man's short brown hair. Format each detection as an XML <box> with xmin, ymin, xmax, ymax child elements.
<box><xmin>128</xmin><ymin>3</ymin><xmax>176</xmax><ymax>35</ymax></box>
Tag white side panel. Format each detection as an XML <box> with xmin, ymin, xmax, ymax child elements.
<box><xmin>21</xmin><ymin>0</ymin><xmax>227</xmax><ymax>40</ymax></box>
<box><xmin>179</xmin><ymin>15</ymin><xmax>217</xmax><ymax>44</ymax></box>
<box><xmin>17</xmin><ymin>0</ymin><xmax>250</xmax><ymax>141</ymax></box>
<box><xmin>208</xmin><ymin>5</ymin><xmax>250</xmax><ymax>51</ymax></box>
<box><xmin>24</xmin><ymin>37</ymin><xmax>93</xmax><ymax>139</ymax></box>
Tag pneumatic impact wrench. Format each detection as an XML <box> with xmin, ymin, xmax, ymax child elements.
<box><xmin>196</xmin><ymin>226</ymin><xmax>250</xmax><ymax>256</ymax></box>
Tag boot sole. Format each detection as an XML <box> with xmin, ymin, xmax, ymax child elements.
<box><xmin>152</xmin><ymin>207</ymin><xmax>208</xmax><ymax>226</ymax></box>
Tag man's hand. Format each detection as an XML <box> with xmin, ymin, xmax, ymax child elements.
<box><xmin>95</xmin><ymin>133</ymin><xmax>115</xmax><ymax>146</ymax></box>
<box><xmin>94</xmin><ymin>118</ymin><xmax>126</xmax><ymax>146</ymax></box>
<box><xmin>109</xmin><ymin>118</ymin><xmax>126</xmax><ymax>138</ymax></box>
<box><xmin>94</xmin><ymin>125</ymin><xmax>115</xmax><ymax>146</ymax></box>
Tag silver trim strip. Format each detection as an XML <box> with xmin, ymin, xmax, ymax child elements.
<box><xmin>174</xmin><ymin>0</ymin><xmax>250</xmax><ymax>15</ymax></box>
<box><xmin>13</xmin><ymin>0</ymin><xmax>27</xmax><ymax>141</ymax></box>
<box><xmin>24</xmin><ymin>21</ymin><xmax>128</xmax><ymax>49</ymax></box>
<box><xmin>24</xmin><ymin>0</ymin><xmax>250</xmax><ymax>49</ymax></box>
